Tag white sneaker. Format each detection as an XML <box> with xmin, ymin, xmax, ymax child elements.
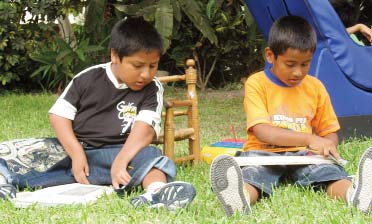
<box><xmin>210</xmin><ymin>155</ymin><xmax>251</xmax><ymax>217</ymax></box>
<box><xmin>350</xmin><ymin>147</ymin><xmax>372</xmax><ymax>214</ymax></box>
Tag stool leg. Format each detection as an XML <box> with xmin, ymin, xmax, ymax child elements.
<box><xmin>164</xmin><ymin>107</ymin><xmax>175</xmax><ymax>161</ymax></box>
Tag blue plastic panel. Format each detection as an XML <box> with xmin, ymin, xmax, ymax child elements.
<box><xmin>244</xmin><ymin>0</ymin><xmax>372</xmax><ymax>117</ymax></box>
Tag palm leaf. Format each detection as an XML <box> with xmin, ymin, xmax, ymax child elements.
<box><xmin>57</xmin><ymin>49</ymin><xmax>72</xmax><ymax>62</ymax></box>
<box><xmin>30</xmin><ymin>65</ymin><xmax>50</xmax><ymax>78</ymax></box>
<box><xmin>84</xmin><ymin>45</ymin><xmax>104</xmax><ymax>53</ymax></box>
<box><xmin>178</xmin><ymin>0</ymin><xmax>218</xmax><ymax>45</ymax></box>
<box><xmin>242</xmin><ymin>4</ymin><xmax>255</xmax><ymax>27</ymax></box>
<box><xmin>114</xmin><ymin>0</ymin><xmax>157</xmax><ymax>16</ymax></box>
<box><xmin>30</xmin><ymin>52</ymin><xmax>57</xmax><ymax>65</ymax></box>
<box><xmin>84</xmin><ymin>0</ymin><xmax>107</xmax><ymax>34</ymax></box>
<box><xmin>172</xmin><ymin>0</ymin><xmax>182</xmax><ymax>22</ymax></box>
<box><xmin>155</xmin><ymin>0</ymin><xmax>173</xmax><ymax>51</ymax></box>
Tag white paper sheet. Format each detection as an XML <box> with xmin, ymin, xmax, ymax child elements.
<box><xmin>12</xmin><ymin>183</ymin><xmax>114</xmax><ymax>208</ymax></box>
<box><xmin>234</xmin><ymin>155</ymin><xmax>348</xmax><ymax>166</ymax></box>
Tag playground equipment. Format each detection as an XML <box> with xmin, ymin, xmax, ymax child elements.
<box><xmin>244</xmin><ymin>0</ymin><xmax>372</xmax><ymax>139</ymax></box>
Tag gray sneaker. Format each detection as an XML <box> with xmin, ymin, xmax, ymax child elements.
<box><xmin>210</xmin><ymin>155</ymin><xmax>251</xmax><ymax>217</ymax></box>
<box><xmin>0</xmin><ymin>184</ymin><xmax>16</xmax><ymax>200</ymax></box>
<box><xmin>130</xmin><ymin>181</ymin><xmax>196</xmax><ymax>210</ymax></box>
<box><xmin>351</xmin><ymin>147</ymin><xmax>372</xmax><ymax>214</ymax></box>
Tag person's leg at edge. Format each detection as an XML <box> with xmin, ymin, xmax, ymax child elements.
<box><xmin>343</xmin><ymin>147</ymin><xmax>372</xmax><ymax>214</ymax></box>
<box><xmin>326</xmin><ymin>147</ymin><xmax>372</xmax><ymax>214</ymax></box>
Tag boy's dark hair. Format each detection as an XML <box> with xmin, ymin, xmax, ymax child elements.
<box><xmin>109</xmin><ymin>18</ymin><xmax>164</xmax><ymax>60</ymax></box>
<box><xmin>330</xmin><ymin>0</ymin><xmax>358</xmax><ymax>27</ymax></box>
<box><xmin>268</xmin><ymin>15</ymin><xmax>317</xmax><ymax>57</ymax></box>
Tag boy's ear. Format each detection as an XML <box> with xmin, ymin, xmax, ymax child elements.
<box><xmin>264</xmin><ymin>47</ymin><xmax>275</xmax><ymax>63</ymax></box>
<box><xmin>111</xmin><ymin>49</ymin><xmax>119</xmax><ymax>64</ymax></box>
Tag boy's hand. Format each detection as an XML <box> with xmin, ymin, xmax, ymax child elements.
<box><xmin>49</xmin><ymin>114</ymin><xmax>90</xmax><ymax>184</ymax></box>
<box><xmin>71</xmin><ymin>152</ymin><xmax>90</xmax><ymax>184</ymax></box>
<box><xmin>347</xmin><ymin>24</ymin><xmax>372</xmax><ymax>44</ymax></box>
<box><xmin>357</xmin><ymin>24</ymin><xmax>372</xmax><ymax>44</ymax></box>
<box><xmin>111</xmin><ymin>157</ymin><xmax>131</xmax><ymax>189</ymax></box>
<box><xmin>109</xmin><ymin>121</ymin><xmax>154</xmax><ymax>188</ymax></box>
<box><xmin>307</xmin><ymin>135</ymin><xmax>340</xmax><ymax>160</ymax></box>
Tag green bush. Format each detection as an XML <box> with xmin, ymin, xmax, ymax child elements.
<box><xmin>115</xmin><ymin>0</ymin><xmax>266</xmax><ymax>91</ymax></box>
<box><xmin>30</xmin><ymin>35</ymin><xmax>105</xmax><ymax>92</ymax></box>
<box><xmin>0</xmin><ymin>1</ymin><xmax>62</xmax><ymax>88</ymax></box>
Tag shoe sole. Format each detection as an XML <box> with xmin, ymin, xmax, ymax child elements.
<box><xmin>210</xmin><ymin>155</ymin><xmax>251</xmax><ymax>217</ymax></box>
<box><xmin>152</xmin><ymin>181</ymin><xmax>196</xmax><ymax>210</ymax></box>
<box><xmin>351</xmin><ymin>147</ymin><xmax>372</xmax><ymax>214</ymax></box>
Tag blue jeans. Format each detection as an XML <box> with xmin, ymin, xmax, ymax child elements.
<box><xmin>0</xmin><ymin>142</ymin><xmax>176</xmax><ymax>190</ymax></box>
<box><xmin>238</xmin><ymin>150</ymin><xmax>349</xmax><ymax>196</ymax></box>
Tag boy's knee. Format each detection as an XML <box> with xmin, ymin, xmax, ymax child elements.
<box><xmin>141</xmin><ymin>146</ymin><xmax>163</xmax><ymax>158</ymax></box>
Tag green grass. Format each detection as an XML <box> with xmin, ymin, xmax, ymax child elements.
<box><xmin>1</xmin><ymin>89</ymin><xmax>372</xmax><ymax>223</ymax></box>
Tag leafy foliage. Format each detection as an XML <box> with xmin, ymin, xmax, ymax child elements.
<box><xmin>30</xmin><ymin>36</ymin><xmax>104</xmax><ymax>92</ymax></box>
<box><xmin>1</xmin><ymin>0</ymin><xmax>265</xmax><ymax>92</ymax></box>
<box><xmin>0</xmin><ymin>0</ymin><xmax>85</xmax><ymax>89</ymax></box>
<box><xmin>192</xmin><ymin>1</ymin><xmax>266</xmax><ymax>90</ymax></box>
<box><xmin>114</xmin><ymin>0</ymin><xmax>218</xmax><ymax>51</ymax></box>
<box><xmin>0</xmin><ymin>1</ymin><xmax>55</xmax><ymax>86</ymax></box>
<box><xmin>83</xmin><ymin>0</ymin><xmax>118</xmax><ymax>46</ymax></box>
<box><xmin>114</xmin><ymin>0</ymin><xmax>265</xmax><ymax>91</ymax></box>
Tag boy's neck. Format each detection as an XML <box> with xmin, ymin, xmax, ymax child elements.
<box><xmin>264</xmin><ymin>65</ymin><xmax>291</xmax><ymax>87</ymax></box>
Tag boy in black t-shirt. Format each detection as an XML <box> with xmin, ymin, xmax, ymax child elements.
<box><xmin>0</xmin><ymin>18</ymin><xmax>196</xmax><ymax>210</ymax></box>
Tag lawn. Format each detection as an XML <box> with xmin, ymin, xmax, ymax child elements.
<box><xmin>0</xmin><ymin>88</ymin><xmax>372</xmax><ymax>223</ymax></box>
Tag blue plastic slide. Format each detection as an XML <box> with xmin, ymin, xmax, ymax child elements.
<box><xmin>244</xmin><ymin>0</ymin><xmax>372</xmax><ymax>139</ymax></box>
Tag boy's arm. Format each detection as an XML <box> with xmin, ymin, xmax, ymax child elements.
<box><xmin>110</xmin><ymin>120</ymin><xmax>154</xmax><ymax>189</ymax></box>
<box><xmin>346</xmin><ymin>24</ymin><xmax>372</xmax><ymax>44</ymax></box>
<box><xmin>49</xmin><ymin>113</ymin><xmax>90</xmax><ymax>184</ymax></box>
<box><xmin>252</xmin><ymin>123</ymin><xmax>340</xmax><ymax>159</ymax></box>
<box><xmin>323</xmin><ymin>132</ymin><xmax>339</xmax><ymax>146</ymax></box>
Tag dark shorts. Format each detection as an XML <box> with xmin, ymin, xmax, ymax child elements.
<box><xmin>238</xmin><ymin>150</ymin><xmax>350</xmax><ymax>196</ymax></box>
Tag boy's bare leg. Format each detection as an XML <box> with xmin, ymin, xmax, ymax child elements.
<box><xmin>245</xmin><ymin>183</ymin><xmax>259</xmax><ymax>203</ymax></box>
<box><xmin>350</xmin><ymin>147</ymin><xmax>372</xmax><ymax>213</ymax></box>
<box><xmin>142</xmin><ymin>168</ymin><xmax>166</xmax><ymax>190</ymax></box>
<box><xmin>325</xmin><ymin>179</ymin><xmax>352</xmax><ymax>201</ymax></box>
<box><xmin>327</xmin><ymin>147</ymin><xmax>372</xmax><ymax>214</ymax></box>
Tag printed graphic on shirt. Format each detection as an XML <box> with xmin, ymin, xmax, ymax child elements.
<box><xmin>117</xmin><ymin>101</ymin><xmax>137</xmax><ymax>135</ymax></box>
<box><xmin>272</xmin><ymin>114</ymin><xmax>308</xmax><ymax>132</ymax></box>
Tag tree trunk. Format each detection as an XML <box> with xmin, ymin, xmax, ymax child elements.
<box><xmin>57</xmin><ymin>16</ymin><xmax>77</xmax><ymax>49</ymax></box>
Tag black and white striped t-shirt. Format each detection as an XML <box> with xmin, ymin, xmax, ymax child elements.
<box><xmin>49</xmin><ymin>62</ymin><xmax>163</xmax><ymax>148</ymax></box>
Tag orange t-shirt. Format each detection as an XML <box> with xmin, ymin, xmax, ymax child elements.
<box><xmin>243</xmin><ymin>69</ymin><xmax>340</xmax><ymax>152</ymax></box>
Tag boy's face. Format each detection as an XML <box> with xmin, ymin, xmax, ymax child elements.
<box><xmin>265</xmin><ymin>47</ymin><xmax>313</xmax><ymax>87</ymax></box>
<box><xmin>111</xmin><ymin>50</ymin><xmax>160</xmax><ymax>91</ymax></box>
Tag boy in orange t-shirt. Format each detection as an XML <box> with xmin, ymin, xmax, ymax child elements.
<box><xmin>210</xmin><ymin>15</ymin><xmax>372</xmax><ymax>217</ymax></box>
